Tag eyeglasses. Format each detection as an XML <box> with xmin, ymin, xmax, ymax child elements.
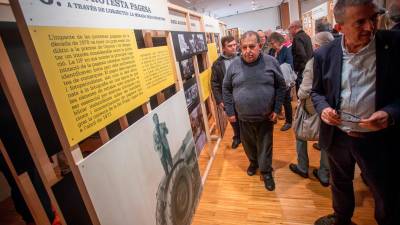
<box><xmin>337</xmin><ymin>110</ymin><xmax>361</xmax><ymax>123</ymax></box>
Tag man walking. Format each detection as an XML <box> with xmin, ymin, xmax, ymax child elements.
<box><xmin>288</xmin><ymin>20</ymin><xmax>313</xmax><ymax>91</ymax></box>
<box><xmin>223</xmin><ymin>31</ymin><xmax>286</xmax><ymax>191</ymax></box>
<box><xmin>312</xmin><ymin>0</ymin><xmax>400</xmax><ymax>224</ymax></box>
<box><xmin>211</xmin><ymin>36</ymin><xmax>241</xmax><ymax>149</ymax></box>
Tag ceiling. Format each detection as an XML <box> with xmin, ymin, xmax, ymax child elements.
<box><xmin>168</xmin><ymin>0</ymin><xmax>283</xmax><ymax>18</ymax></box>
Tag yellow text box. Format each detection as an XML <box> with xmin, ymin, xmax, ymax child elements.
<box><xmin>138</xmin><ymin>46</ymin><xmax>176</xmax><ymax>97</ymax></box>
<box><xmin>29</xmin><ymin>26</ymin><xmax>148</xmax><ymax>146</ymax></box>
<box><xmin>199</xmin><ymin>68</ymin><xmax>211</xmax><ymax>101</ymax></box>
<box><xmin>207</xmin><ymin>43</ymin><xmax>218</xmax><ymax>65</ymax></box>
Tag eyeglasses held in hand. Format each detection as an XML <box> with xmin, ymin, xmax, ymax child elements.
<box><xmin>338</xmin><ymin>111</ymin><xmax>361</xmax><ymax>123</ymax></box>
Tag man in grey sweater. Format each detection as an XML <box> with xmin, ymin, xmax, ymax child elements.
<box><xmin>223</xmin><ymin>31</ymin><xmax>286</xmax><ymax>191</ymax></box>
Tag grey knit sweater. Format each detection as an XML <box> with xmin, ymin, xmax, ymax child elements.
<box><xmin>222</xmin><ymin>53</ymin><xmax>286</xmax><ymax>122</ymax></box>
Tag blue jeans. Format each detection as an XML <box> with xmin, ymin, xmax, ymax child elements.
<box><xmin>296</xmin><ymin>138</ymin><xmax>329</xmax><ymax>183</ymax></box>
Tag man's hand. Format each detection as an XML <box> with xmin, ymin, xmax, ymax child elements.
<box><xmin>228</xmin><ymin>115</ymin><xmax>236</xmax><ymax>123</ymax></box>
<box><xmin>269</xmin><ymin>112</ymin><xmax>277</xmax><ymax>122</ymax></box>
<box><xmin>359</xmin><ymin>111</ymin><xmax>390</xmax><ymax>131</ymax></box>
<box><xmin>321</xmin><ymin>107</ymin><xmax>341</xmax><ymax>126</ymax></box>
<box><xmin>219</xmin><ymin>102</ymin><xmax>225</xmax><ymax>109</ymax></box>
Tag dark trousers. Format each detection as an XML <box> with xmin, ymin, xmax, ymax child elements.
<box><xmin>230</xmin><ymin>107</ymin><xmax>240</xmax><ymax>141</ymax></box>
<box><xmin>239</xmin><ymin>120</ymin><xmax>273</xmax><ymax>174</ymax></box>
<box><xmin>282</xmin><ymin>89</ymin><xmax>293</xmax><ymax>124</ymax></box>
<box><xmin>327</xmin><ymin>129</ymin><xmax>399</xmax><ymax>225</ymax></box>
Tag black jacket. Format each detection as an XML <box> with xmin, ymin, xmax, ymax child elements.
<box><xmin>311</xmin><ymin>31</ymin><xmax>400</xmax><ymax>150</ymax></box>
<box><xmin>292</xmin><ymin>30</ymin><xmax>313</xmax><ymax>75</ymax></box>
<box><xmin>211</xmin><ymin>55</ymin><xmax>228</xmax><ymax>104</ymax></box>
<box><xmin>392</xmin><ymin>22</ymin><xmax>400</xmax><ymax>30</ymax></box>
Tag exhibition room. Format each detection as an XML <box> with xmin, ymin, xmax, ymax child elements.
<box><xmin>0</xmin><ymin>0</ymin><xmax>399</xmax><ymax>225</ymax></box>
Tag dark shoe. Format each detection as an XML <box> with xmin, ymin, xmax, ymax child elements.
<box><xmin>313</xmin><ymin>169</ymin><xmax>329</xmax><ymax>187</ymax></box>
<box><xmin>313</xmin><ymin>143</ymin><xmax>321</xmax><ymax>151</ymax></box>
<box><xmin>247</xmin><ymin>163</ymin><xmax>258</xmax><ymax>176</ymax></box>
<box><xmin>263</xmin><ymin>173</ymin><xmax>275</xmax><ymax>191</ymax></box>
<box><xmin>314</xmin><ymin>214</ymin><xmax>356</xmax><ymax>225</ymax></box>
<box><xmin>289</xmin><ymin>163</ymin><xmax>308</xmax><ymax>178</ymax></box>
<box><xmin>280</xmin><ymin>123</ymin><xmax>292</xmax><ymax>131</ymax></box>
<box><xmin>231</xmin><ymin>139</ymin><xmax>241</xmax><ymax>149</ymax></box>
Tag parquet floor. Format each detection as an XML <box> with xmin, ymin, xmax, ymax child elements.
<box><xmin>193</xmin><ymin>119</ymin><xmax>376</xmax><ymax>225</ymax></box>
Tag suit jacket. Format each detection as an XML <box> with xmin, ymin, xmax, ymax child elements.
<box><xmin>292</xmin><ymin>30</ymin><xmax>313</xmax><ymax>75</ymax></box>
<box><xmin>311</xmin><ymin>31</ymin><xmax>400</xmax><ymax>150</ymax></box>
<box><xmin>392</xmin><ymin>23</ymin><xmax>400</xmax><ymax>30</ymax></box>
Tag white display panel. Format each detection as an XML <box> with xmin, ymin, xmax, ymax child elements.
<box><xmin>78</xmin><ymin>91</ymin><xmax>202</xmax><ymax>225</ymax></box>
<box><xmin>169</xmin><ymin>10</ymin><xmax>188</xmax><ymax>32</ymax></box>
<box><xmin>18</xmin><ymin>0</ymin><xmax>171</xmax><ymax>30</ymax></box>
<box><xmin>203</xmin><ymin>15</ymin><xmax>220</xmax><ymax>33</ymax></box>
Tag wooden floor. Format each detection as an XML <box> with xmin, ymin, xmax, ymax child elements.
<box><xmin>192</xmin><ymin>119</ymin><xmax>376</xmax><ymax>225</ymax></box>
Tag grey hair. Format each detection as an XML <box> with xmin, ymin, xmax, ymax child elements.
<box><xmin>240</xmin><ymin>31</ymin><xmax>260</xmax><ymax>43</ymax></box>
<box><xmin>289</xmin><ymin>20</ymin><xmax>303</xmax><ymax>29</ymax></box>
<box><xmin>389</xmin><ymin>2</ymin><xmax>400</xmax><ymax>23</ymax></box>
<box><xmin>313</xmin><ymin>32</ymin><xmax>334</xmax><ymax>46</ymax></box>
<box><xmin>334</xmin><ymin>0</ymin><xmax>378</xmax><ymax>24</ymax></box>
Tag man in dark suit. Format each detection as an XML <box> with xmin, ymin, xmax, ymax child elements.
<box><xmin>311</xmin><ymin>0</ymin><xmax>400</xmax><ymax>224</ymax></box>
<box><xmin>211</xmin><ymin>36</ymin><xmax>241</xmax><ymax>149</ymax></box>
<box><xmin>288</xmin><ymin>20</ymin><xmax>313</xmax><ymax>92</ymax></box>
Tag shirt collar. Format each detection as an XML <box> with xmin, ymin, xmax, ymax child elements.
<box><xmin>341</xmin><ymin>35</ymin><xmax>375</xmax><ymax>56</ymax></box>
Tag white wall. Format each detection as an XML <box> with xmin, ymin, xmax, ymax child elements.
<box><xmin>219</xmin><ymin>7</ymin><xmax>280</xmax><ymax>32</ymax></box>
<box><xmin>301</xmin><ymin>0</ymin><xmax>327</xmax><ymax>13</ymax></box>
<box><xmin>288</xmin><ymin>0</ymin><xmax>300</xmax><ymax>22</ymax></box>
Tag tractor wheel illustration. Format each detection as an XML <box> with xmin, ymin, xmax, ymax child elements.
<box><xmin>164</xmin><ymin>160</ymin><xmax>193</xmax><ymax>225</ymax></box>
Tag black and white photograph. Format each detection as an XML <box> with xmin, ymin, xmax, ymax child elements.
<box><xmin>179</xmin><ymin>58</ymin><xmax>195</xmax><ymax>82</ymax></box>
<box><xmin>183</xmin><ymin>78</ymin><xmax>200</xmax><ymax>114</ymax></box>
<box><xmin>189</xmin><ymin>104</ymin><xmax>207</xmax><ymax>156</ymax></box>
<box><xmin>172</xmin><ymin>31</ymin><xmax>208</xmax><ymax>60</ymax></box>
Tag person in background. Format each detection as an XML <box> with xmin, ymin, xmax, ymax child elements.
<box><xmin>282</xmin><ymin>31</ymin><xmax>292</xmax><ymax>48</ymax></box>
<box><xmin>311</xmin><ymin>0</ymin><xmax>400</xmax><ymax>224</ymax></box>
<box><xmin>257</xmin><ymin>30</ymin><xmax>268</xmax><ymax>54</ymax></box>
<box><xmin>223</xmin><ymin>31</ymin><xmax>286</xmax><ymax>191</ymax></box>
<box><xmin>288</xmin><ymin>20</ymin><xmax>313</xmax><ymax>92</ymax></box>
<box><xmin>289</xmin><ymin>31</ymin><xmax>334</xmax><ymax>187</ymax></box>
<box><xmin>389</xmin><ymin>0</ymin><xmax>400</xmax><ymax>30</ymax></box>
<box><xmin>269</xmin><ymin>32</ymin><xmax>294</xmax><ymax>132</ymax></box>
<box><xmin>331</xmin><ymin>23</ymin><xmax>342</xmax><ymax>38</ymax></box>
<box><xmin>211</xmin><ymin>36</ymin><xmax>241</xmax><ymax>149</ymax></box>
